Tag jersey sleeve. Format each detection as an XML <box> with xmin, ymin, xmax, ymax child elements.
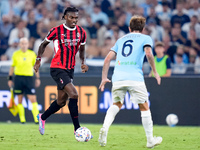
<box><xmin>81</xmin><ymin>29</ymin><xmax>87</xmax><ymax>45</ymax></box>
<box><xmin>143</xmin><ymin>36</ymin><xmax>153</xmax><ymax>49</ymax></box>
<box><xmin>110</xmin><ymin>40</ymin><xmax>118</xmax><ymax>53</ymax></box>
<box><xmin>45</xmin><ymin>28</ymin><xmax>57</xmax><ymax>42</ymax></box>
<box><xmin>11</xmin><ymin>52</ymin><xmax>16</xmax><ymax>67</ymax></box>
<box><xmin>166</xmin><ymin>57</ymin><xmax>171</xmax><ymax>69</ymax></box>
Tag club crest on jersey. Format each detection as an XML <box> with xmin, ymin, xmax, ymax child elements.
<box><xmin>77</xmin><ymin>33</ymin><xmax>80</xmax><ymax>37</ymax></box>
<box><xmin>60</xmin><ymin>78</ymin><xmax>63</xmax><ymax>84</ymax></box>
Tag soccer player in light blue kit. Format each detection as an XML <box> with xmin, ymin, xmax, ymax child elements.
<box><xmin>99</xmin><ymin>15</ymin><xmax>162</xmax><ymax>148</ymax></box>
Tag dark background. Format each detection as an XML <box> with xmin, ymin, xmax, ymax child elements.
<box><xmin>0</xmin><ymin>75</ymin><xmax>200</xmax><ymax>126</ymax></box>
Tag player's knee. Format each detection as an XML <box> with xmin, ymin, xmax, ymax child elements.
<box><xmin>70</xmin><ymin>93</ymin><xmax>78</xmax><ymax>99</ymax></box>
<box><xmin>57</xmin><ymin>99</ymin><xmax>67</xmax><ymax>107</ymax></box>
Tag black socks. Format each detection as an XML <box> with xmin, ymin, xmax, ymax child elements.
<box><xmin>41</xmin><ymin>100</ymin><xmax>61</xmax><ymax>120</ymax></box>
<box><xmin>68</xmin><ymin>98</ymin><xmax>80</xmax><ymax>131</ymax></box>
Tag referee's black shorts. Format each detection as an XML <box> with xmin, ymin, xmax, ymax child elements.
<box><xmin>50</xmin><ymin>68</ymin><xmax>74</xmax><ymax>90</ymax></box>
<box><xmin>14</xmin><ymin>75</ymin><xmax>35</xmax><ymax>95</ymax></box>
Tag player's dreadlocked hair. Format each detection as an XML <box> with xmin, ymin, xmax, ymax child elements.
<box><xmin>62</xmin><ymin>7</ymin><xmax>79</xmax><ymax>19</ymax></box>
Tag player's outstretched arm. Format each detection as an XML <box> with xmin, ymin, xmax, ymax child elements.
<box><xmin>99</xmin><ymin>51</ymin><xmax>115</xmax><ymax>91</ymax></box>
<box><xmin>79</xmin><ymin>45</ymin><xmax>89</xmax><ymax>73</ymax></box>
<box><xmin>34</xmin><ymin>40</ymin><xmax>49</xmax><ymax>73</ymax></box>
<box><xmin>144</xmin><ymin>47</ymin><xmax>161</xmax><ymax>85</ymax></box>
<box><xmin>8</xmin><ymin>66</ymin><xmax>14</xmax><ymax>88</ymax></box>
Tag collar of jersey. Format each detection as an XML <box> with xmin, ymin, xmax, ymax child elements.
<box><xmin>63</xmin><ymin>23</ymin><xmax>76</xmax><ymax>31</ymax></box>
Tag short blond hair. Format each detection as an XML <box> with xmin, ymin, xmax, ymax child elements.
<box><xmin>129</xmin><ymin>15</ymin><xmax>146</xmax><ymax>32</ymax></box>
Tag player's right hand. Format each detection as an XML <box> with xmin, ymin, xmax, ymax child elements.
<box><xmin>99</xmin><ymin>78</ymin><xmax>111</xmax><ymax>92</ymax></box>
<box><xmin>154</xmin><ymin>72</ymin><xmax>161</xmax><ymax>85</ymax></box>
<box><xmin>34</xmin><ymin>60</ymin><xmax>41</xmax><ymax>73</ymax></box>
<box><xmin>8</xmin><ymin>80</ymin><xmax>13</xmax><ymax>88</ymax></box>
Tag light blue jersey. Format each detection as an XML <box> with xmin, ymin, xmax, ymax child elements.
<box><xmin>111</xmin><ymin>33</ymin><xmax>153</xmax><ymax>82</ymax></box>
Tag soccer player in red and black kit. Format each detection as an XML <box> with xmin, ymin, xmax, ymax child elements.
<box><xmin>34</xmin><ymin>7</ymin><xmax>89</xmax><ymax>135</ymax></box>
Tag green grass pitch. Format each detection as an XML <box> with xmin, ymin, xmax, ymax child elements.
<box><xmin>0</xmin><ymin>123</ymin><xmax>199</xmax><ymax>150</ymax></box>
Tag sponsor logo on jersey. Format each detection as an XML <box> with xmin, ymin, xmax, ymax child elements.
<box><xmin>60</xmin><ymin>78</ymin><xmax>63</xmax><ymax>84</ymax></box>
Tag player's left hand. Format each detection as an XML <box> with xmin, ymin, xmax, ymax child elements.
<box><xmin>99</xmin><ymin>78</ymin><xmax>111</xmax><ymax>92</ymax></box>
<box><xmin>35</xmin><ymin>78</ymin><xmax>41</xmax><ymax>88</ymax></box>
<box><xmin>81</xmin><ymin>64</ymin><xmax>89</xmax><ymax>73</ymax></box>
<box><xmin>34</xmin><ymin>60</ymin><xmax>41</xmax><ymax>73</ymax></box>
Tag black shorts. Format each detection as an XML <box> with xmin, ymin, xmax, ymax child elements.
<box><xmin>50</xmin><ymin>68</ymin><xmax>74</xmax><ymax>90</ymax></box>
<box><xmin>14</xmin><ymin>76</ymin><xmax>35</xmax><ymax>95</ymax></box>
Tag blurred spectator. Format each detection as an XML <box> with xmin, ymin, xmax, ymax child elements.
<box><xmin>163</xmin><ymin>35</ymin><xmax>177</xmax><ymax>63</ymax></box>
<box><xmin>46</xmin><ymin>12</ymin><xmax>59</xmax><ymax>30</ymax></box>
<box><xmin>147</xmin><ymin>18</ymin><xmax>164</xmax><ymax>42</ymax></box>
<box><xmin>95</xmin><ymin>20</ymin><xmax>107</xmax><ymax>47</ymax></box>
<box><xmin>117</xmin><ymin>13</ymin><xmax>129</xmax><ymax>33</ymax></box>
<box><xmin>173</xmin><ymin>45</ymin><xmax>189</xmax><ymax>64</ymax></box>
<box><xmin>0</xmin><ymin>15</ymin><xmax>13</xmax><ymax>56</ymax></box>
<box><xmin>114</xmin><ymin>0</ymin><xmax>123</xmax><ymax>8</ymax></box>
<box><xmin>170</xmin><ymin>22</ymin><xmax>187</xmax><ymax>45</ymax></box>
<box><xmin>26</xmin><ymin>10</ymin><xmax>39</xmax><ymax>39</ymax></box>
<box><xmin>85</xmin><ymin>15</ymin><xmax>97</xmax><ymax>40</ymax></box>
<box><xmin>139</xmin><ymin>0</ymin><xmax>153</xmax><ymax>17</ymax></box>
<box><xmin>77</xmin><ymin>8</ymin><xmax>88</xmax><ymax>27</ymax></box>
<box><xmin>40</xmin><ymin>7</ymin><xmax>50</xmax><ymax>25</ymax></box>
<box><xmin>113</xmin><ymin>7</ymin><xmax>123</xmax><ymax>23</ymax></box>
<box><xmin>0</xmin><ymin>39</ymin><xmax>19</xmax><ymax>61</ymax></box>
<box><xmin>194</xmin><ymin>55</ymin><xmax>200</xmax><ymax>74</ymax></box>
<box><xmin>82</xmin><ymin>0</ymin><xmax>94</xmax><ymax>15</ymax></box>
<box><xmin>34</xmin><ymin>2</ymin><xmax>44</xmax><ymax>21</ymax></box>
<box><xmin>172</xmin><ymin>0</ymin><xmax>189</xmax><ymax>15</ymax></box>
<box><xmin>26</xmin><ymin>10</ymin><xmax>40</xmax><ymax>49</ymax></box>
<box><xmin>91</xmin><ymin>4</ymin><xmax>109</xmax><ymax>25</ymax></box>
<box><xmin>172</xmin><ymin>54</ymin><xmax>187</xmax><ymax>74</ymax></box>
<box><xmin>101</xmin><ymin>0</ymin><xmax>114</xmax><ymax>18</ymax></box>
<box><xmin>146</xmin><ymin>6</ymin><xmax>161</xmax><ymax>25</ymax></box>
<box><xmin>100</xmin><ymin>36</ymin><xmax>115</xmax><ymax>58</ymax></box>
<box><xmin>21</xmin><ymin>0</ymin><xmax>34</xmax><ymax>22</ymax></box>
<box><xmin>49</xmin><ymin>0</ymin><xmax>60</xmax><ymax>20</ymax></box>
<box><xmin>187</xmin><ymin>0</ymin><xmax>200</xmax><ymax>18</ymax></box>
<box><xmin>157</xmin><ymin>1</ymin><xmax>172</xmax><ymax>21</ymax></box>
<box><xmin>185</xmin><ymin>27</ymin><xmax>200</xmax><ymax>55</ymax></box>
<box><xmin>85</xmin><ymin>39</ymin><xmax>101</xmax><ymax>58</ymax></box>
<box><xmin>182</xmin><ymin>15</ymin><xmax>200</xmax><ymax>39</ymax></box>
<box><xmin>160</xmin><ymin>19</ymin><xmax>171</xmax><ymax>38</ymax></box>
<box><xmin>142</xmin><ymin>26</ymin><xmax>151</xmax><ymax>36</ymax></box>
<box><xmin>125</xmin><ymin>5</ymin><xmax>137</xmax><ymax>26</ymax></box>
<box><xmin>186</xmin><ymin>47</ymin><xmax>198</xmax><ymax>74</ymax></box>
<box><xmin>188</xmin><ymin>47</ymin><xmax>198</xmax><ymax>64</ymax></box>
<box><xmin>105</xmin><ymin>22</ymin><xmax>125</xmax><ymax>43</ymax></box>
<box><xmin>149</xmin><ymin>41</ymin><xmax>171</xmax><ymax>77</ymax></box>
<box><xmin>8</xmin><ymin>19</ymin><xmax>30</xmax><ymax>46</ymax></box>
<box><xmin>171</xmin><ymin>1</ymin><xmax>190</xmax><ymax>27</ymax></box>
<box><xmin>0</xmin><ymin>0</ymin><xmax>11</xmax><ymax>16</ymax></box>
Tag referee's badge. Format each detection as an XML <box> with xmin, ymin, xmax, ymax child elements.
<box><xmin>77</xmin><ymin>32</ymin><xmax>80</xmax><ymax>38</ymax></box>
<box><xmin>31</xmin><ymin>89</ymin><xmax>35</xmax><ymax>94</ymax></box>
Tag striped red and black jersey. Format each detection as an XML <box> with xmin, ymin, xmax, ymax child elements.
<box><xmin>45</xmin><ymin>24</ymin><xmax>87</xmax><ymax>70</ymax></box>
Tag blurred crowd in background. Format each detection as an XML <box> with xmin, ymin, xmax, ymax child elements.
<box><xmin>0</xmin><ymin>0</ymin><xmax>200</xmax><ymax>75</ymax></box>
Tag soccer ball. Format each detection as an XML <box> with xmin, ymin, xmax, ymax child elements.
<box><xmin>75</xmin><ymin>127</ymin><xmax>92</xmax><ymax>142</ymax></box>
<box><xmin>166</xmin><ymin>114</ymin><xmax>178</xmax><ymax>127</ymax></box>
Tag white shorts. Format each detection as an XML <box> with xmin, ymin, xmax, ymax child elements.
<box><xmin>112</xmin><ymin>80</ymin><xmax>148</xmax><ymax>104</ymax></box>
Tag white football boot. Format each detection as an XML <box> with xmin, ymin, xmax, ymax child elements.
<box><xmin>98</xmin><ymin>127</ymin><xmax>108</xmax><ymax>147</ymax></box>
<box><xmin>146</xmin><ymin>136</ymin><xmax>163</xmax><ymax>148</ymax></box>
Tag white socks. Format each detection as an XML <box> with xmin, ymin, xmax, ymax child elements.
<box><xmin>141</xmin><ymin>110</ymin><xmax>153</xmax><ymax>141</ymax></box>
<box><xmin>103</xmin><ymin>105</ymin><xmax>120</xmax><ymax>131</ymax></box>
